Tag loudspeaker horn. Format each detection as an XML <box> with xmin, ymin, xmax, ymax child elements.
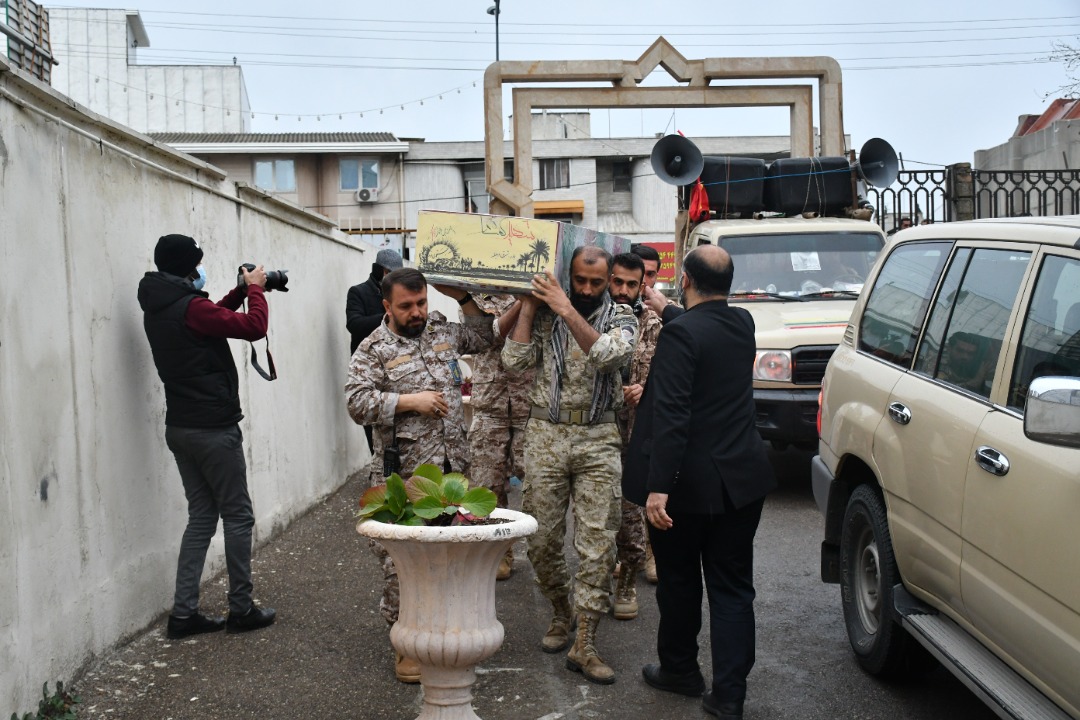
<box><xmin>856</xmin><ymin>137</ymin><xmax>899</xmax><ymax>187</ymax></box>
<box><xmin>651</xmin><ymin>134</ymin><xmax>704</xmax><ymax>186</ymax></box>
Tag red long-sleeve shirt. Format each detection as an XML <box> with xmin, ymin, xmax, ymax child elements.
<box><xmin>185</xmin><ymin>284</ymin><xmax>268</xmax><ymax>341</ymax></box>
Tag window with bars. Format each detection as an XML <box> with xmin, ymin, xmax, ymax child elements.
<box><xmin>539</xmin><ymin>158</ymin><xmax>570</xmax><ymax>190</ymax></box>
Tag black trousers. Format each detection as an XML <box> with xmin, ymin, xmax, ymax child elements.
<box><xmin>648</xmin><ymin>496</ymin><xmax>765</xmax><ymax>704</ymax></box>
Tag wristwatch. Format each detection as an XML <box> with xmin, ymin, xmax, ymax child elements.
<box><xmin>457</xmin><ymin>294</ymin><xmax>472</xmax><ymax>306</ymax></box>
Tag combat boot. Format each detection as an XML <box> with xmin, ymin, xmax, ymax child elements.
<box><xmin>566</xmin><ymin>611</ymin><xmax>615</xmax><ymax>684</ymax></box>
<box><xmin>496</xmin><ymin>547</ymin><xmax>513</xmax><ymax>581</ymax></box>
<box><xmin>541</xmin><ymin>596</ymin><xmax>574</xmax><ymax>653</ymax></box>
<box><xmin>613</xmin><ymin>563</ymin><xmax>639</xmax><ymax>620</ymax></box>
<box><xmin>644</xmin><ymin>542</ymin><xmax>658</xmax><ymax>584</ymax></box>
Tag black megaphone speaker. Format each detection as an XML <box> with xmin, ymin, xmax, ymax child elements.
<box><xmin>651</xmin><ymin>134</ymin><xmax>705</xmax><ymax>186</ymax></box>
<box><xmin>856</xmin><ymin>138</ymin><xmax>899</xmax><ymax>187</ymax></box>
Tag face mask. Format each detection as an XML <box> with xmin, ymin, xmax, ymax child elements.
<box><xmin>192</xmin><ymin>265</ymin><xmax>207</xmax><ymax>291</ymax></box>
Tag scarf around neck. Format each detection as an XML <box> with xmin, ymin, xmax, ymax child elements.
<box><xmin>548</xmin><ymin>294</ymin><xmax>618</xmax><ymax>424</ymax></box>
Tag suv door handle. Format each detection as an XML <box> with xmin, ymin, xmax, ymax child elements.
<box><xmin>888</xmin><ymin>402</ymin><xmax>911</xmax><ymax>425</ymax></box>
<box><xmin>974</xmin><ymin>446</ymin><xmax>1010</xmax><ymax>476</ymax></box>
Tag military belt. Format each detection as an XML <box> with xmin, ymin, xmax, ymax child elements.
<box><xmin>529</xmin><ymin>407</ymin><xmax>615</xmax><ymax>425</ymax></box>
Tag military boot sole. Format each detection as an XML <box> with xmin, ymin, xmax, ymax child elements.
<box><xmin>613</xmin><ymin>605</ymin><xmax>639</xmax><ymax>620</ymax></box>
<box><xmin>565</xmin><ymin>656</ymin><xmax>616</xmax><ymax>685</ymax></box>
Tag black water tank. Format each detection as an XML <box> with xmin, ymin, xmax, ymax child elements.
<box><xmin>764</xmin><ymin>157</ymin><xmax>852</xmax><ymax>215</ymax></box>
<box><xmin>680</xmin><ymin>156</ymin><xmax>766</xmax><ymax>214</ymax></box>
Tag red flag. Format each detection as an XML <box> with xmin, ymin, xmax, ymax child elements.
<box><xmin>689</xmin><ymin>179</ymin><xmax>710</xmax><ymax>223</ymax></box>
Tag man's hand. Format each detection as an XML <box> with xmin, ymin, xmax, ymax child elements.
<box><xmin>642</xmin><ymin>285</ymin><xmax>667</xmax><ymax>316</ymax></box>
<box><xmin>433</xmin><ymin>284</ymin><xmax>467</xmax><ymax>302</ymax></box>
<box><xmin>243</xmin><ymin>264</ymin><xmax>268</xmax><ymax>288</ymax></box>
<box><xmin>645</xmin><ymin>492</ymin><xmax>673</xmax><ymax>530</ymax></box>
<box><xmin>530</xmin><ymin>271</ymin><xmax>572</xmax><ymax>317</ymax></box>
<box><xmin>623</xmin><ymin>383</ymin><xmax>644</xmax><ymax>408</ymax></box>
<box><xmin>400</xmin><ymin>390</ymin><xmax>449</xmax><ymax>418</ymax></box>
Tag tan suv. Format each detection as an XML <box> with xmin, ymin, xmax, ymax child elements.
<box><xmin>813</xmin><ymin>217</ymin><xmax>1080</xmax><ymax>719</ymax></box>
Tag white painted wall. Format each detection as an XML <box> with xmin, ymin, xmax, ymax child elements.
<box><xmin>49</xmin><ymin>8</ymin><xmax>249</xmax><ymax>134</ymax></box>
<box><xmin>975</xmin><ymin>119</ymin><xmax>1080</xmax><ymax>171</ymax></box>
<box><xmin>0</xmin><ymin>58</ymin><xmax>370</xmax><ymax>713</ymax></box>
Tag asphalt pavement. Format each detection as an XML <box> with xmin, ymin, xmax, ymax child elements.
<box><xmin>69</xmin><ymin>450</ymin><xmax>997</xmax><ymax>720</ymax></box>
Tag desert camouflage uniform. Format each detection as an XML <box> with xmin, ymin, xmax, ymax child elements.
<box><xmin>464</xmin><ymin>294</ymin><xmax>534</xmax><ymax>507</ymax></box>
<box><xmin>616</xmin><ymin>305</ymin><xmax>663</xmax><ymax>569</ymax></box>
<box><xmin>346</xmin><ymin>310</ymin><xmax>494</xmax><ymax>623</ymax></box>
<box><xmin>502</xmin><ymin>303</ymin><xmax>636</xmax><ymax>616</ymax></box>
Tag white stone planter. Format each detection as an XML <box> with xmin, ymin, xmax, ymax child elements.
<box><xmin>357</xmin><ymin>508</ymin><xmax>538</xmax><ymax>720</ymax></box>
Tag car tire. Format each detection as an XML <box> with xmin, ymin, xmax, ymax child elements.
<box><xmin>840</xmin><ymin>484</ymin><xmax>928</xmax><ymax>677</ymax></box>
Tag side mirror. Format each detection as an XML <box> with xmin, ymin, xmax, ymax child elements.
<box><xmin>1024</xmin><ymin>376</ymin><xmax>1080</xmax><ymax>448</ymax></box>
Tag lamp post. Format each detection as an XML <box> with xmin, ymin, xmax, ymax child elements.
<box><xmin>486</xmin><ymin>0</ymin><xmax>501</xmax><ymax>62</ymax></box>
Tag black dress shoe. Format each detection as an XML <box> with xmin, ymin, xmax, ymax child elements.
<box><xmin>166</xmin><ymin>612</ymin><xmax>225</xmax><ymax>639</ymax></box>
<box><xmin>641</xmin><ymin>663</ymin><xmax>706</xmax><ymax>697</ymax></box>
<box><xmin>226</xmin><ymin>604</ymin><xmax>276</xmax><ymax>634</ymax></box>
<box><xmin>702</xmin><ymin>691</ymin><xmax>743</xmax><ymax>719</ymax></box>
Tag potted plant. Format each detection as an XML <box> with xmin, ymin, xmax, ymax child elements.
<box><xmin>357</xmin><ymin>465</ymin><xmax>537</xmax><ymax>720</ymax></box>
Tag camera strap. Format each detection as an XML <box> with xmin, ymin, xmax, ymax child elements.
<box><xmin>242</xmin><ymin>294</ymin><xmax>277</xmax><ymax>382</ymax></box>
<box><xmin>249</xmin><ymin>339</ymin><xmax>277</xmax><ymax>381</ymax></box>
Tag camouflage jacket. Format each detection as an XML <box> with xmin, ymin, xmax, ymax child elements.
<box><xmin>502</xmin><ymin>303</ymin><xmax>637</xmax><ymax>413</ymax></box>
<box><xmin>619</xmin><ymin>305</ymin><xmax>663</xmax><ymax>441</ymax></box>
<box><xmin>463</xmin><ymin>293</ymin><xmax>535</xmax><ymax>415</ymax></box>
<box><xmin>346</xmin><ymin>311</ymin><xmax>494</xmax><ymax>481</ymax></box>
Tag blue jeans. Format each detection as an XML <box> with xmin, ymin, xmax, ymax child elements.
<box><xmin>165</xmin><ymin>424</ymin><xmax>254</xmax><ymax>616</ymax></box>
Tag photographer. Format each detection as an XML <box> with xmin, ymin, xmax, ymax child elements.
<box><xmin>137</xmin><ymin>234</ymin><xmax>277</xmax><ymax>640</ymax></box>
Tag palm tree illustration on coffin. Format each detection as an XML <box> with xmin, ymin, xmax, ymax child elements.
<box><xmin>529</xmin><ymin>239</ymin><xmax>551</xmax><ymax>273</ymax></box>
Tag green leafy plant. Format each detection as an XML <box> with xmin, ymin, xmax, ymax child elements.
<box><xmin>10</xmin><ymin>681</ymin><xmax>81</xmax><ymax>720</ymax></box>
<box><xmin>358</xmin><ymin>464</ymin><xmax>498</xmax><ymax>527</ymax></box>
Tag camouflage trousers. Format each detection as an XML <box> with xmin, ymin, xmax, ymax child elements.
<box><xmin>369</xmin><ymin>539</ymin><xmax>399</xmax><ymax>625</ymax></box>
<box><xmin>616</xmin><ymin>499</ymin><xmax>647</xmax><ymax>568</ymax></box>
<box><xmin>468</xmin><ymin>410</ymin><xmax>527</xmax><ymax>509</ymax></box>
<box><xmin>522</xmin><ymin>417</ymin><xmax>622</xmax><ymax>616</ymax></box>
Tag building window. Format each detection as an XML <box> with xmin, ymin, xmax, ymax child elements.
<box><xmin>254</xmin><ymin>159</ymin><xmax>296</xmax><ymax>192</ymax></box>
<box><xmin>340</xmin><ymin>158</ymin><xmax>380</xmax><ymax>191</ymax></box>
<box><xmin>539</xmin><ymin>158</ymin><xmax>570</xmax><ymax>190</ymax></box>
<box><xmin>612</xmin><ymin>160</ymin><xmax>632</xmax><ymax>192</ymax></box>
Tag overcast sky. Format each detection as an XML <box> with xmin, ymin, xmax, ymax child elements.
<box><xmin>49</xmin><ymin>0</ymin><xmax>1076</xmax><ymax>171</ymax></box>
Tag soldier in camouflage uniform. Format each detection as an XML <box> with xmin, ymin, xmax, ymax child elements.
<box><xmin>609</xmin><ymin>253</ymin><xmax>663</xmax><ymax>621</ymax></box>
<box><xmin>502</xmin><ymin>247</ymin><xmax>637</xmax><ymax>685</ymax></box>
<box><xmin>463</xmin><ymin>294</ymin><xmax>535</xmax><ymax>580</ymax></box>
<box><xmin>346</xmin><ymin>268</ymin><xmax>493</xmax><ymax>682</ymax></box>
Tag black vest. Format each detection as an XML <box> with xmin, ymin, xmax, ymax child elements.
<box><xmin>139</xmin><ymin>273</ymin><xmax>242</xmax><ymax>428</ymax></box>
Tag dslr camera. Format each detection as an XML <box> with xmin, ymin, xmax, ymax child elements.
<box><xmin>237</xmin><ymin>263</ymin><xmax>290</xmax><ymax>292</ymax></box>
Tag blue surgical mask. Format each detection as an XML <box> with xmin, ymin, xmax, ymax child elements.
<box><xmin>192</xmin><ymin>265</ymin><xmax>207</xmax><ymax>291</ymax></box>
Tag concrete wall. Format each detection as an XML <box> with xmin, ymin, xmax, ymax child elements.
<box><xmin>974</xmin><ymin>119</ymin><xmax>1080</xmax><ymax>170</ymax></box>
<box><xmin>0</xmin><ymin>58</ymin><xmax>372</xmax><ymax>713</ymax></box>
<box><xmin>49</xmin><ymin>8</ymin><xmax>249</xmax><ymax>134</ymax></box>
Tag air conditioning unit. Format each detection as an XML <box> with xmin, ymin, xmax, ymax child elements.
<box><xmin>355</xmin><ymin>187</ymin><xmax>380</xmax><ymax>203</ymax></box>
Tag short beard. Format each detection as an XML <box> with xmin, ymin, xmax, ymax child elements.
<box><xmin>571</xmin><ymin>292</ymin><xmax>603</xmax><ymax>318</ymax></box>
<box><xmin>397</xmin><ymin>319</ymin><xmax>426</xmax><ymax>338</ymax></box>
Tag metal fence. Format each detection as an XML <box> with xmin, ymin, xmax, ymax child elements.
<box><xmin>868</xmin><ymin>170</ymin><xmax>951</xmax><ymax>233</ymax></box>
<box><xmin>868</xmin><ymin>167</ymin><xmax>1080</xmax><ymax>230</ymax></box>
<box><xmin>974</xmin><ymin>170</ymin><xmax>1080</xmax><ymax>218</ymax></box>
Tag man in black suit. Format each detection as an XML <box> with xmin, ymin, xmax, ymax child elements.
<box><xmin>623</xmin><ymin>245</ymin><xmax>776</xmax><ymax>719</ymax></box>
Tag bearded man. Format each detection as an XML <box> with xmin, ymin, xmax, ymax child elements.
<box><xmin>345</xmin><ymin>267</ymin><xmax>493</xmax><ymax>682</ymax></box>
<box><xmin>502</xmin><ymin>246</ymin><xmax>637</xmax><ymax>684</ymax></box>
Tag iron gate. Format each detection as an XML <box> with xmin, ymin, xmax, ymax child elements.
<box><xmin>974</xmin><ymin>170</ymin><xmax>1080</xmax><ymax>218</ymax></box>
<box><xmin>868</xmin><ymin>170</ymin><xmax>950</xmax><ymax>233</ymax></box>
<box><xmin>868</xmin><ymin>167</ymin><xmax>1080</xmax><ymax>230</ymax></box>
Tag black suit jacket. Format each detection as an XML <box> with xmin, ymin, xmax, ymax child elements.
<box><xmin>346</xmin><ymin>273</ymin><xmax>385</xmax><ymax>354</ymax></box>
<box><xmin>623</xmin><ymin>299</ymin><xmax>775</xmax><ymax>514</ymax></box>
